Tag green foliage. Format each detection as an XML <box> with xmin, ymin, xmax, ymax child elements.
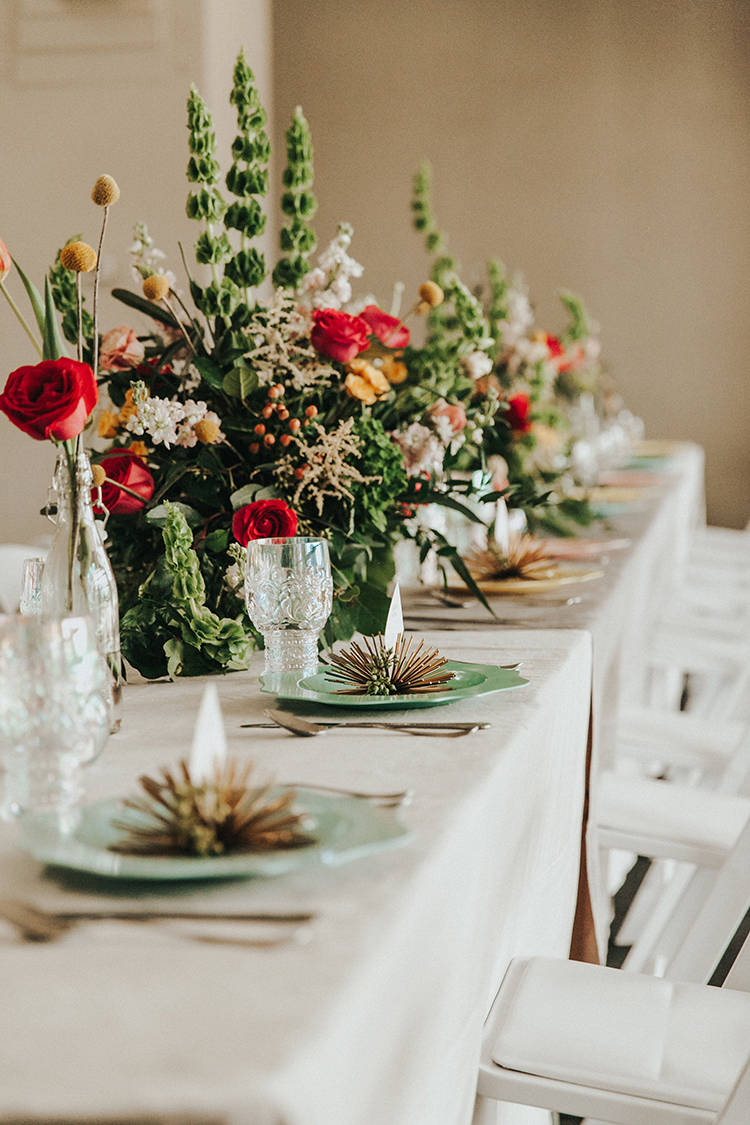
<box><xmin>559</xmin><ymin>290</ymin><xmax>593</xmax><ymax>344</ymax></box>
<box><xmin>486</xmin><ymin>259</ymin><xmax>508</xmax><ymax>361</ymax></box>
<box><xmin>224</xmin><ymin>48</ymin><xmax>269</xmax><ymax>292</ymax></box>
<box><xmin>120</xmin><ymin>503</ymin><xmax>254</xmax><ymax>679</ymax></box>
<box><xmin>272</xmin><ymin>107</ymin><xmax>317</xmax><ymax>289</ymax></box>
<box><xmin>49</xmin><ymin>237</ymin><xmax>94</xmax><ymax>354</ymax></box>
<box><xmin>185</xmin><ymin>86</ymin><xmax>227</xmax><ymax>295</ymax></box>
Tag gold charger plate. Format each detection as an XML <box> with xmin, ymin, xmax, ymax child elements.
<box><xmin>448</xmin><ymin>564</ymin><xmax>605</xmax><ymax>596</ymax></box>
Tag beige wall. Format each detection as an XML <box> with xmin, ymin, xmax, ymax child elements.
<box><xmin>0</xmin><ymin>0</ymin><xmax>272</xmax><ymax>545</ymax></box>
<box><xmin>273</xmin><ymin>0</ymin><xmax>750</xmax><ymax>527</ymax></box>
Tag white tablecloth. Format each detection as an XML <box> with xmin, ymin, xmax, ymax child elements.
<box><xmin>0</xmin><ymin>630</ymin><xmax>592</xmax><ymax>1125</ymax></box>
<box><xmin>404</xmin><ymin>443</ymin><xmax>706</xmax><ymax>951</ymax></box>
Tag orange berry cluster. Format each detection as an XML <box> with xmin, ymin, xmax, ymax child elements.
<box><xmin>248</xmin><ymin>386</ymin><xmax>319</xmax><ymax>455</ymax></box>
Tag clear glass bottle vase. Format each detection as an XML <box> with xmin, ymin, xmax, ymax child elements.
<box><xmin>40</xmin><ymin>442</ymin><xmax>123</xmax><ymax>733</ymax></box>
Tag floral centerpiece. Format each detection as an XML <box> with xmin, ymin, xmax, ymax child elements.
<box><xmin>409</xmin><ymin>164</ymin><xmax>606</xmax><ymax>537</ymax></box>
<box><xmin>0</xmin><ymin>51</ymin><xmax>498</xmax><ymax>680</ymax></box>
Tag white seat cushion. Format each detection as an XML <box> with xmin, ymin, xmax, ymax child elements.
<box><xmin>491</xmin><ymin>957</ymin><xmax>750</xmax><ymax>1111</ymax></box>
<box><xmin>598</xmin><ymin>771</ymin><xmax>750</xmax><ymax>853</ymax></box>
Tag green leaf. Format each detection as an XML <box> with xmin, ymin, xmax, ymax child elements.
<box><xmin>229</xmin><ymin>482</ymin><xmax>262</xmax><ymax>509</ymax></box>
<box><xmin>192</xmin><ymin>355</ymin><xmax>225</xmax><ymax>389</ymax></box>
<box><xmin>111</xmin><ymin>288</ymin><xmax>179</xmax><ymax>328</ymax></box>
<box><xmin>204</xmin><ymin>529</ymin><xmax>229</xmax><ymax>553</ymax></box>
<box><xmin>223</xmin><ymin>364</ymin><xmax>258</xmax><ymax>397</ymax></box>
<box><xmin>42</xmin><ymin>277</ymin><xmax>68</xmax><ymax>360</ymax></box>
<box><xmin>440</xmin><ymin>544</ymin><xmax>494</xmax><ymax>616</ymax></box>
<box><xmin>147</xmin><ymin>502</ymin><xmax>202</xmax><ymax>528</ymax></box>
<box><xmin>10</xmin><ymin>257</ymin><xmax>45</xmax><ymax>336</ymax></box>
<box><xmin>422</xmin><ymin>491</ymin><xmax>486</xmax><ymax>524</ymax></box>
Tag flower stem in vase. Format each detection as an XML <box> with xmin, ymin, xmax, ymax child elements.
<box><xmin>0</xmin><ymin>280</ymin><xmax>43</xmax><ymax>358</ymax></box>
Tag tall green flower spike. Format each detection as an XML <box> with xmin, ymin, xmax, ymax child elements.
<box><xmin>185</xmin><ymin>85</ymin><xmax>237</xmax><ymax>320</ymax></box>
<box><xmin>272</xmin><ymin>106</ymin><xmax>317</xmax><ymax>290</ymax></box>
<box><xmin>224</xmin><ymin>48</ymin><xmax>269</xmax><ymax>297</ymax></box>
<box><xmin>559</xmin><ymin>290</ymin><xmax>596</xmax><ymax>344</ymax></box>
<box><xmin>486</xmin><ymin>259</ymin><xmax>509</xmax><ymax>361</ymax></box>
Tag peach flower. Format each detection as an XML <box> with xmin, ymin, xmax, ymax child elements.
<box><xmin>99</xmin><ymin>325</ymin><xmax>145</xmax><ymax>372</ymax></box>
<box><xmin>427</xmin><ymin>399</ymin><xmax>467</xmax><ymax>440</ymax></box>
<box><xmin>344</xmin><ymin>358</ymin><xmax>391</xmax><ymax>405</ymax></box>
<box><xmin>97</xmin><ymin>408</ymin><xmax>121</xmax><ymax>439</ymax></box>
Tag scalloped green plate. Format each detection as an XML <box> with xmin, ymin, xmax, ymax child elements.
<box><xmin>18</xmin><ymin>789</ymin><xmax>409</xmax><ymax>880</ymax></box>
<box><xmin>261</xmin><ymin>660</ymin><xmax>529</xmax><ymax>709</ymax></box>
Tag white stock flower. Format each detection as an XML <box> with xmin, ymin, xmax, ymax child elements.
<box><xmin>392</xmin><ymin>423</ymin><xmax>445</xmax><ymax>478</ymax></box>
<box><xmin>461</xmin><ymin>351</ymin><xmax>494</xmax><ymax>380</ymax></box>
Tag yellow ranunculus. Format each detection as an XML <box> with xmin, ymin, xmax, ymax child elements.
<box><xmin>118</xmin><ymin>387</ymin><xmax>138</xmax><ymax>425</ymax></box>
<box><xmin>344</xmin><ymin>373</ymin><xmax>378</xmax><ymax>405</ymax></box>
<box><xmin>97</xmin><ymin>409</ymin><xmax>120</xmax><ymax>439</ymax></box>
<box><xmin>346</xmin><ymin>357</ymin><xmax>393</xmax><ymax>402</ymax></box>
<box><xmin>380</xmin><ymin>355</ymin><xmax>408</xmax><ymax>385</ymax></box>
<box><xmin>128</xmin><ymin>441</ymin><xmax>149</xmax><ymax>461</ymax></box>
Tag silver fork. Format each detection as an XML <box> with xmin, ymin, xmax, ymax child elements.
<box><xmin>281</xmin><ymin>782</ymin><xmax>413</xmax><ymax>806</ymax></box>
<box><xmin>0</xmin><ymin>898</ymin><xmax>314</xmax><ymax>944</ymax></box>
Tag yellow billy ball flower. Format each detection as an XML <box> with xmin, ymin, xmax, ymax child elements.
<box><xmin>91</xmin><ymin>464</ymin><xmax>107</xmax><ymax>488</ymax></box>
<box><xmin>418</xmin><ymin>280</ymin><xmax>444</xmax><ymax>307</ymax></box>
<box><xmin>193</xmin><ymin>418</ymin><xmax>222</xmax><ymax>444</ymax></box>
<box><xmin>91</xmin><ymin>175</ymin><xmax>121</xmax><ymax>207</ymax></box>
<box><xmin>60</xmin><ymin>241</ymin><xmax>97</xmax><ymax>273</ymax></box>
<box><xmin>142</xmin><ymin>274</ymin><xmax>171</xmax><ymax>301</ymax></box>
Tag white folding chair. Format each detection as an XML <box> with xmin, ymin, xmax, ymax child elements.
<box><xmin>474</xmin><ymin>813</ymin><xmax>750</xmax><ymax>1124</ymax></box>
<box><xmin>599</xmin><ymin>713</ymin><xmax>750</xmax><ymax>971</ymax></box>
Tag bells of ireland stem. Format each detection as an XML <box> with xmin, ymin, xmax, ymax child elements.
<box><xmin>41</xmin><ymin>443</ymin><xmax>123</xmax><ymax>734</ymax></box>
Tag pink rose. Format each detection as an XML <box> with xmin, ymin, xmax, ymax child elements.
<box><xmin>427</xmin><ymin>398</ymin><xmax>467</xmax><ymax>437</ymax></box>
<box><xmin>0</xmin><ymin>239</ymin><xmax>11</xmax><ymax>283</ymax></box>
<box><xmin>99</xmin><ymin>325</ymin><xmax>145</xmax><ymax>372</ymax></box>
<box><xmin>310</xmin><ymin>309</ymin><xmax>370</xmax><ymax>364</ymax></box>
<box><xmin>359</xmin><ymin>305</ymin><xmax>410</xmax><ymax>348</ymax></box>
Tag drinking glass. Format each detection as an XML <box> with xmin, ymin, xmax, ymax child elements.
<box><xmin>0</xmin><ymin>615</ymin><xmax>113</xmax><ymax>821</ymax></box>
<box><xmin>244</xmin><ymin>537</ymin><xmax>333</xmax><ymax>674</ymax></box>
<box><xmin>19</xmin><ymin>557</ymin><xmax>45</xmax><ymax>616</ymax></box>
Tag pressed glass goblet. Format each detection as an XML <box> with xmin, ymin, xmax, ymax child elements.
<box><xmin>0</xmin><ymin>615</ymin><xmax>112</xmax><ymax>821</ymax></box>
<box><xmin>244</xmin><ymin>537</ymin><xmax>333</xmax><ymax>675</ymax></box>
<box><xmin>19</xmin><ymin>557</ymin><xmax>45</xmax><ymax>616</ymax></box>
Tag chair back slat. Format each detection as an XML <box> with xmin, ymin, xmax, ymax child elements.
<box><xmin>666</xmin><ymin>815</ymin><xmax>750</xmax><ymax>983</ymax></box>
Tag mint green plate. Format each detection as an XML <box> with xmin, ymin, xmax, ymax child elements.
<box><xmin>18</xmin><ymin>789</ymin><xmax>409</xmax><ymax>880</ymax></box>
<box><xmin>261</xmin><ymin>660</ymin><xmax>529</xmax><ymax>709</ymax></box>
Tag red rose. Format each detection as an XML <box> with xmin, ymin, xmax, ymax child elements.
<box><xmin>95</xmin><ymin>451</ymin><xmax>154</xmax><ymax>515</ymax></box>
<box><xmin>232</xmin><ymin>499</ymin><xmax>298</xmax><ymax>546</ymax></box>
<box><xmin>0</xmin><ymin>358</ymin><xmax>97</xmax><ymax>442</ymax></box>
<box><xmin>359</xmin><ymin>305</ymin><xmax>410</xmax><ymax>348</ymax></box>
<box><xmin>310</xmin><ymin>308</ymin><xmax>370</xmax><ymax>364</ymax></box>
<box><xmin>544</xmin><ymin>332</ymin><xmax>571</xmax><ymax>372</ymax></box>
<box><xmin>505</xmin><ymin>393</ymin><xmax>532</xmax><ymax>433</ymax></box>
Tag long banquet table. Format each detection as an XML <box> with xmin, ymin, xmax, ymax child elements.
<box><xmin>0</xmin><ymin>630</ymin><xmax>592</xmax><ymax>1125</ymax></box>
<box><xmin>404</xmin><ymin>442</ymin><xmax>705</xmax><ymax>952</ymax></box>
<box><xmin>0</xmin><ymin>442</ymin><xmax>705</xmax><ymax>1125</ymax></box>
